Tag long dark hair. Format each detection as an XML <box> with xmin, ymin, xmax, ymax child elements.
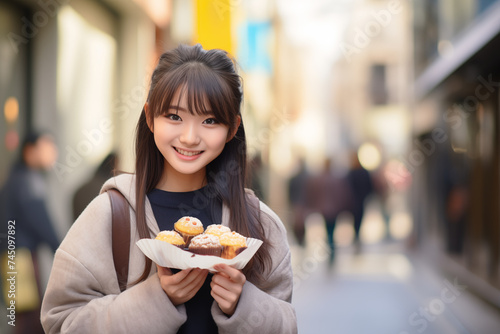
<box><xmin>134</xmin><ymin>44</ymin><xmax>271</xmax><ymax>284</ymax></box>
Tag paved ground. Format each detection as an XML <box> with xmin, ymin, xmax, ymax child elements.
<box><xmin>291</xmin><ymin>234</ymin><xmax>500</xmax><ymax>334</ymax></box>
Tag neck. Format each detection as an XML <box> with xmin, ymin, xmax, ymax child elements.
<box><xmin>156</xmin><ymin>163</ymin><xmax>207</xmax><ymax>192</ymax></box>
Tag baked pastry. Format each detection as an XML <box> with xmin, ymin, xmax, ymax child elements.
<box><xmin>174</xmin><ymin>216</ymin><xmax>204</xmax><ymax>246</ymax></box>
<box><xmin>219</xmin><ymin>231</ymin><xmax>247</xmax><ymax>259</ymax></box>
<box><xmin>188</xmin><ymin>234</ymin><xmax>223</xmax><ymax>256</ymax></box>
<box><xmin>155</xmin><ymin>230</ymin><xmax>185</xmax><ymax>249</ymax></box>
<box><xmin>204</xmin><ymin>224</ymin><xmax>231</xmax><ymax>238</ymax></box>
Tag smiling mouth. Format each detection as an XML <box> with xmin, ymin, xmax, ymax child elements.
<box><xmin>174</xmin><ymin>147</ymin><xmax>203</xmax><ymax>157</ymax></box>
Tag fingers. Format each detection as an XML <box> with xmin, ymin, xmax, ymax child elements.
<box><xmin>210</xmin><ymin>273</ymin><xmax>244</xmax><ymax>298</ymax></box>
<box><xmin>165</xmin><ymin>268</ymin><xmax>194</xmax><ymax>286</ymax></box>
<box><xmin>156</xmin><ymin>265</ymin><xmax>173</xmax><ymax>276</ymax></box>
<box><xmin>169</xmin><ymin>268</ymin><xmax>205</xmax><ymax>291</ymax></box>
<box><xmin>182</xmin><ymin>269</ymin><xmax>208</xmax><ymax>298</ymax></box>
<box><xmin>213</xmin><ymin>263</ymin><xmax>246</xmax><ymax>285</ymax></box>
<box><xmin>157</xmin><ymin>267</ymin><xmax>209</xmax><ymax>306</ymax></box>
<box><xmin>211</xmin><ymin>264</ymin><xmax>246</xmax><ymax>316</ymax></box>
<box><xmin>156</xmin><ymin>263</ymin><xmax>247</xmax><ymax>316</ymax></box>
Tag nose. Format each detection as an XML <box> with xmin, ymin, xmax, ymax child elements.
<box><xmin>179</xmin><ymin>123</ymin><xmax>200</xmax><ymax>146</ymax></box>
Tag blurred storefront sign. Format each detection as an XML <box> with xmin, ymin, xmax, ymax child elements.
<box><xmin>238</xmin><ymin>21</ymin><xmax>272</xmax><ymax>74</ymax></box>
<box><xmin>194</xmin><ymin>0</ymin><xmax>233</xmax><ymax>53</ymax></box>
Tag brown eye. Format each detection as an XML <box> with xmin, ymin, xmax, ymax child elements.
<box><xmin>167</xmin><ymin>114</ymin><xmax>181</xmax><ymax>121</ymax></box>
<box><xmin>203</xmin><ymin>118</ymin><xmax>219</xmax><ymax>125</ymax></box>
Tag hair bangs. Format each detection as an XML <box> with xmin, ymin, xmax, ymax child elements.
<box><xmin>186</xmin><ymin>64</ymin><xmax>236</xmax><ymax>127</ymax></box>
<box><xmin>148</xmin><ymin>61</ymin><xmax>237</xmax><ymax>128</ymax></box>
<box><xmin>148</xmin><ymin>69</ymin><xmax>183</xmax><ymax>118</ymax></box>
<box><xmin>182</xmin><ymin>63</ymin><xmax>236</xmax><ymax>126</ymax></box>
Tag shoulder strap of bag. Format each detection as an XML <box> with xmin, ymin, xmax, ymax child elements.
<box><xmin>107</xmin><ymin>189</ymin><xmax>130</xmax><ymax>292</ymax></box>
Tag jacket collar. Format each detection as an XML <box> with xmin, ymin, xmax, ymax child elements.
<box><xmin>100</xmin><ymin>174</ymin><xmax>230</xmax><ymax>236</ymax></box>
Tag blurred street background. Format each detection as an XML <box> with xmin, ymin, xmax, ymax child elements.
<box><xmin>1</xmin><ymin>0</ymin><xmax>500</xmax><ymax>333</ymax></box>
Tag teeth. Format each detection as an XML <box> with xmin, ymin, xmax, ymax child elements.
<box><xmin>176</xmin><ymin>148</ymin><xmax>201</xmax><ymax>156</ymax></box>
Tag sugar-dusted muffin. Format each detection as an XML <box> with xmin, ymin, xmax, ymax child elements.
<box><xmin>204</xmin><ymin>224</ymin><xmax>231</xmax><ymax>238</ymax></box>
<box><xmin>188</xmin><ymin>234</ymin><xmax>223</xmax><ymax>257</ymax></box>
<box><xmin>219</xmin><ymin>231</ymin><xmax>247</xmax><ymax>259</ymax></box>
<box><xmin>155</xmin><ymin>230</ymin><xmax>186</xmax><ymax>249</ymax></box>
<box><xmin>174</xmin><ymin>216</ymin><xmax>204</xmax><ymax>246</ymax></box>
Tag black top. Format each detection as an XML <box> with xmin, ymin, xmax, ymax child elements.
<box><xmin>147</xmin><ymin>187</ymin><xmax>222</xmax><ymax>334</ymax></box>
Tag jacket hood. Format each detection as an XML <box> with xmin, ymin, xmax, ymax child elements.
<box><xmin>99</xmin><ymin>174</ymin><xmax>161</xmax><ymax>237</ymax></box>
<box><xmin>100</xmin><ymin>173</ymin><xmax>137</xmax><ymax>209</ymax></box>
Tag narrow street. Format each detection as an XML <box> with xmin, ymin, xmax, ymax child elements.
<box><xmin>291</xmin><ymin>215</ymin><xmax>500</xmax><ymax>334</ymax></box>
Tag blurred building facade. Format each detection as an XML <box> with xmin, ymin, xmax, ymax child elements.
<box><xmin>332</xmin><ymin>0</ymin><xmax>412</xmax><ymax>159</ymax></box>
<box><xmin>412</xmin><ymin>0</ymin><xmax>500</xmax><ymax>305</ymax></box>
<box><xmin>0</xmin><ymin>0</ymin><xmax>169</xmax><ymax>234</ymax></box>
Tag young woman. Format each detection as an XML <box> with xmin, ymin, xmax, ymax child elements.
<box><xmin>41</xmin><ymin>44</ymin><xmax>297</xmax><ymax>333</ymax></box>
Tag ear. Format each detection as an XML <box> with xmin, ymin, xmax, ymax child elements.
<box><xmin>226</xmin><ymin>116</ymin><xmax>241</xmax><ymax>143</ymax></box>
<box><xmin>144</xmin><ymin>102</ymin><xmax>153</xmax><ymax>132</ymax></box>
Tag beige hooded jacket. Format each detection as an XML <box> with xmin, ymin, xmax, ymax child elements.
<box><xmin>41</xmin><ymin>174</ymin><xmax>297</xmax><ymax>333</ymax></box>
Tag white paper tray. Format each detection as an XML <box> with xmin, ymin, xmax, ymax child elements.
<box><xmin>136</xmin><ymin>237</ymin><xmax>263</xmax><ymax>271</ymax></box>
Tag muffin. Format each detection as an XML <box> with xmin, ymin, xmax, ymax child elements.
<box><xmin>219</xmin><ymin>231</ymin><xmax>247</xmax><ymax>259</ymax></box>
<box><xmin>174</xmin><ymin>216</ymin><xmax>204</xmax><ymax>246</ymax></box>
<box><xmin>204</xmin><ymin>224</ymin><xmax>231</xmax><ymax>238</ymax></box>
<box><xmin>188</xmin><ymin>234</ymin><xmax>223</xmax><ymax>256</ymax></box>
<box><xmin>155</xmin><ymin>230</ymin><xmax>185</xmax><ymax>249</ymax></box>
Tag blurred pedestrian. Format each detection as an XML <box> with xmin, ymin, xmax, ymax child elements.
<box><xmin>0</xmin><ymin>131</ymin><xmax>60</xmax><ymax>334</ymax></box>
<box><xmin>307</xmin><ymin>158</ymin><xmax>352</xmax><ymax>264</ymax></box>
<box><xmin>443</xmin><ymin>152</ymin><xmax>469</xmax><ymax>254</ymax></box>
<box><xmin>346</xmin><ymin>151</ymin><xmax>374</xmax><ymax>252</ymax></box>
<box><xmin>72</xmin><ymin>152</ymin><xmax>118</xmax><ymax>221</ymax></box>
<box><xmin>288</xmin><ymin>158</ymin><xmax>310</xmax><ymax>246</ymax></box>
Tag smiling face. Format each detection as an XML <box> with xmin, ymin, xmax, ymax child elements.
<box><xmin>148</xmin><ymin>88</ymin><xmax>233</xmax><ymax>191</ymax></box>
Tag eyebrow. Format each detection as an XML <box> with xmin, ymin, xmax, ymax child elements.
<box><xmin>168</xmin><ymin>105</ymin><xmax>213</xmax><ymax>114</ymax></box>
<box><xmin>168</xmin><ymin>105</ymin><xmax>188</xmax><ymax>112</ymax></box>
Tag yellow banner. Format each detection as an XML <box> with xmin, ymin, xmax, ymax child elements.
<box><xmin>194</xmin><ymin>0</ymin><xmax>233</xmax><ymax>53</ymax></box>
